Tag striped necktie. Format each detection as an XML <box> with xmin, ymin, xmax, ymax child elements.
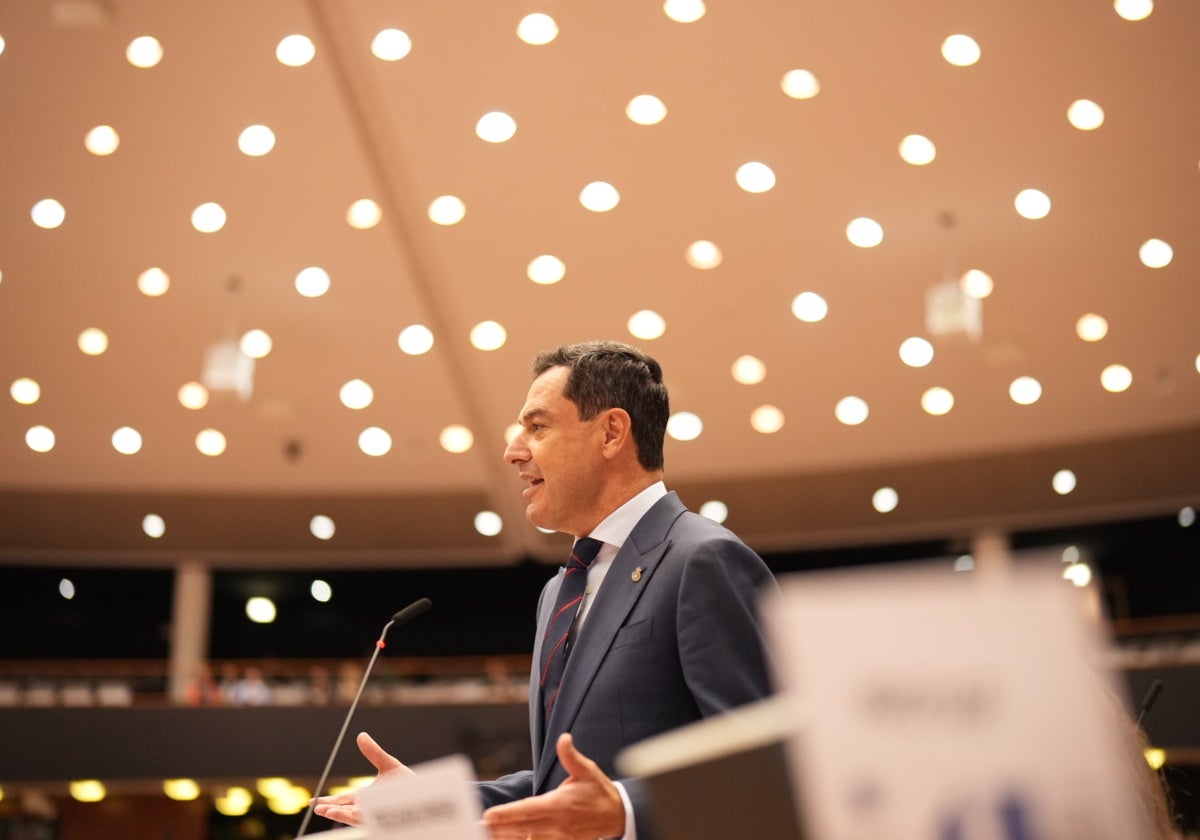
<box><xmin>539</xmin><ymin>537</ymin><xmax>603</xmax><ymax>720</ymax></box>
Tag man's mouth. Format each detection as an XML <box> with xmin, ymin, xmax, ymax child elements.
<box><xmin>523</xmin><ymin>478</ymin><xmax>544</xmax><ymax>498</ymax></box>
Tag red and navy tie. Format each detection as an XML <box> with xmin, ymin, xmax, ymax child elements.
<box><xmin>539</xmin><ymin>537</ymin><xmax>603</xmax><ymax>720</ymax></box>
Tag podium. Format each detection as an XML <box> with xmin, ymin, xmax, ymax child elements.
<box><xmin>617</xmin><ymin>696</ymin><xmax>805</xmax><ymax>840</ymax></box>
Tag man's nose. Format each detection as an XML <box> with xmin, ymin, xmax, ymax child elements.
<box><xmin>503</xmin><ymin>434</ymin><xmax>528</xmax><ymax>465</ymax></box>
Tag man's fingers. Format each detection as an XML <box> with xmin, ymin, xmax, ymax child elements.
<box><xmin>312</xmin><ymin>803</ymin><xmax>361</xmax><ymax>826</ymax></box>
<box><xmin>356</xmin><ymin>731</ymin><xmax>406</xmax><ymax>774</ymax></box>
<box><xmin>554</xmin><ymin>732</ymin><xmax>599</xmax><ymax>780</ymax></box>
<box><xmin>313</xmin><ymin>790</ymin><xmax>355</xmax><ymax>807</ymax></box>
<box><xmin>483</xmin><ymin>795</ymin><xmax>553</xmax><ymax>825</ymax></box>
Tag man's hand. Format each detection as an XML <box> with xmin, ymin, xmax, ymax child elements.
<box><xmin>311</xmin><ymin>731</ymin><xmax>415</xmax><ymax>826</ymax></box>
<box><xmin>482</xmin><ymin>733</ymin><xmax>626</xmax><ymax>840</ymax></box>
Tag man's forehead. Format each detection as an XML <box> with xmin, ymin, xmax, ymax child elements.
<box><xmin>517</xmin><ymin>366</ymin><xmax>572</xmax><ymax>421</ymax></box>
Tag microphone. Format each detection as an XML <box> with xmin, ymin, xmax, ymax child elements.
<box><xmin>1135</xmin><ymin>678</ymin><xmax>1164</xmax><ymax>728</ymax></box>
<box><xmin>296</xmin><ymin>597</ymin><xmax>432</xmax><ymax>837</ymax></box>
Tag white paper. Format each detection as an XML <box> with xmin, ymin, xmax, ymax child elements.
<box><xmin>357</xmin><ymin>754</ymin><xmax>486</xmax><ymax>840</ymax></box>
<box><xmin>764</xmin><ymin>564</ymin><xmax>1151</xmax><ymax>840</ymax></box>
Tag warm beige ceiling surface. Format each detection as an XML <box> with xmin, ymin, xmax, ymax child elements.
<box><xmin>1</xmin><ymin>0</ymin><xmax>1198</xmax><ymax>566</ymax></box>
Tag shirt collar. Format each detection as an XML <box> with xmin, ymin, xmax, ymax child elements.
<box><xmin>581</xmin><ymin>480</ymin><xmax>667</xmax><ymax>551</ymax></box>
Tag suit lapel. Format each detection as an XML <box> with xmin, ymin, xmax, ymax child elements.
<box><xmin>533</xmin><ymin>493</ymin><xmax>687</xmax><ymax>790</ymax></box>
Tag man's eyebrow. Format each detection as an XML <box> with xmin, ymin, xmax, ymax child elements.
<box><xmin>519</xmin><ymin>408</ymin><xmax>549</xmax><ymax>425</ymax></box>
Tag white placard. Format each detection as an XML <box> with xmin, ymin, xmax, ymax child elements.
<box><xmin>357</xmin><ymin>754</ymin><xmax>486</xmax><ymax>840</ymax></box>
<box><xmin>764</xmin><ymin>564</ymin><xmax>1151</xmax><ymax>839</ymax></box>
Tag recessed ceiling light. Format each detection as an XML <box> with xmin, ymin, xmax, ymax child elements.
<box><xmin>138</xmin><ymin>267</ymin><xmax>170</xmax><ymax>297</ymax></box>
<box><xmin>941</xmin><ymin>34</ymin><xmax>980</xmax><ymax>67</ymax></box>
<box><xmin>339</xmin><ymin>379</ymin><xmax>374</xmax><ymax>409</ymax></box>
<box><xmin>626</xmin><ymin>95</ymin><xmax>668</xmax><ymax>125</ymax></box>
<box><xmin>835</xmin><ymin>396</ymin><xmax>869</xmax><ymax>426</ymax></box>
<box><xmin>872</xmin><ymin>487</ymin><xmax>899</xmax><ymax>513</ymax></box>
<box><xmin>474</xmin><ymin>511</ymin><xmax>503</xmax><ymax>537</ymax></box>
<box><xmin>111</xmin><ymin>426</ymin><xmax>143</xmax><ymax>455</ymax></box>
<box><xmin>1139</xmin><ymin>238</ymin><xmax>1173</xmax><ymax>268</ymax></box>
<box><xmin>295</xmin><ymin>266</ymin><xmax>331</xmax><ymax>298</ymax></box>
<box><xmin>78</xmin><ymin>327</ymin><xmax>109</xmax><ymax>356</ymax></box>
<box><xmin>898</xmin><ymin>134</ymin><xmax>936</xmax><ymax>165</ymax></box>
<box><xmin>470</xmin><ymin>320</ymin><xmax>507</xmax><ymax>351</ymax></box>
<box><xmin>178</xmin><ymin>382</ymin><xmax>209</xmax><ymax>410</ymax></box>
<box><xmin>310</xmin><ymin>516</ymin><xmax>336</xmax><ymax>540</ymax></box>
<box><xmin>1114</xmin><ymin>0</ymin><xmax>1153</xmax><ymax>21</ymax></box>
<box><xmin>735</xmin><ymin>162</ymin><xmax>775</xmax><ymax>194</ymax></box>
<box><xmin>398</xmin><ymin>324</ymin><xmax>434</xmax><ymax>355</ymax></box>
<box><xmin>1052</xmin><ymin>469</ymin><xmax>1077</xmax><ymax>495</ymax></box>
<box><xmin>276</xmin><ymin>34</ymin><xmax>315</xmax><ymax>67</ymax></box>
<box><xmin>196</xmin><ymin>429</ymin><xmax>227</xmax><ymax>457</ymax></box>
<box><xmin>358</xmin><ymin>427</ymin><xmax>392</xmax><ymax>456</ymax></box>
<box><xmin>750</xmin><ymin>405</ymin><xmax>785</xmax><ymax>434</ymax></box>
<box><xmin>238</xmin><ymin>124</ymin><xmax>276</xmax><ymax>157</ymax></box>
<box><xmin>1100</xmin><ymin>364</ymin><xmax>1133</xmax><ymax>393</ymax></box>
<box><xmin>527</xmin><ymin>255</ymin><xmax>566</xmax><ymax>285</ymax></box>
<box><xmin>26</xmin><ymin>425</ymin><xmax>56</xmax><ymax>453</ymax></box>
<box><xmin>85</xmin><ymin>125</ymin><xmax>120</xmax><ymax>156</ymax></box>
<box><xmin>580</xmin><ymin>181</ymin><xmax>620</xmax><ymax>212</ymax></box>
<box><xmin>667</xmin><ymin>411</ymin><xmax>703</xmax><ymax>441</ymax></box>
<box><xmin>143</xmin><ymin>514</ymin><xmax>166</xmax><ymax>539</ymax></box>
<box><xmin>1067</xmin><ymin>99</ymin><xmax>1105</xmax><ymax>130</ymax></box>
<box><xmin>731</xmin><ymin>355</ymin><xmax>766</xmax><ymax>385</ymax></box>
<box><xmin>699</xmin><ymin>501</ymin><xmax>728</xmax><ymax>523</ymax></box>
<box><xmin>1014</xmin><ymin>189</ymin><xmax>1051</xmax><ymax>220</ymax></box>
<box><xmin>663</xmin><ymin>0</ymin><xmax>706</xmax><ymax>23</ymax></box>
<box><xmin>627</xmin><ymin>310</ymin><xmax>666</xmax><ymax>340</ymax></box>
<box><xmin>921</xmin><ymin>387</ymin><xmax>955</xmax><ymax>416</ymax></box>
<box><xmin>517</xmin><ymin>13</ymin><xmax>558</xmax><ymax>45</ymax></box>
<box><xmin>959</xmin><ymin>268</ymin><xmax>993</xmax><ymax>299</ymax></box>
<box><xmin>239</xmin><ymin>329</ymin><xmax>273</xmax><ymax>359</ymax></box>
<box><xmin>371</xmin><ymin>28</ymin><xmax>412</xmax><ymax>61</ymax></box>
<box><xmin>428</xmin><ymin>195</ymin><xmax>466</xmax><ymax>225</ymax></box>
<box><xmin>1076</xmin><ymin>313</ymin><xmax>1108</xmax><ymax>342</ymax></box>
<box><xmin>846</xmin><ymin>217</ymin><xmax>883</xmax><ymax>248</ymax></box>
<box><xmin>791</xmin><ymin>291</ymin><xmax>828</xmax><ymax>323</ymax></box>
<box><xmin>1009</xmin><ymin>376</ymin><xmax>1042</xmax><ymax>405</ymax></box>
<box><xmin>898</xmin><ymin>337</ymin><xmax>934</xmax><ymax>367</ymax></box>
<box><xmin>11</xmin><ymin>377</ymin><xmax>41</xmax><ymax>405</ymax></box>
<box><xmin>126</xmin><ymin>36</ymin><xmax>163</xmax><ymax>68</ymax></box>
<box><xmin>347</xmin><ymin>199</ymin><xmax>382</xmax><ymax>229</ymax></box>
<box><xmin>440</xmin><ymin>425</ymin><xmax>474</xmax><ymax>453</ymax></box>
<box><xmin>476</xmin><ymin>111</ymin><xmax>517</xmax><ymax>143</ymax></box>
<box><xmin>780</xmin><ymin>69</ymin><xmax>820</xmax><ymax>100</ymax></box>
<box><xmin>191</xmin><ymin>202</ymin><xmax>227</xmax><ymax>233</ymax></box>
<box><xmin>685</xmin><ymin>240</ymin><xmax>722</xmax><ymax>269</ymax></box>
<box><xmin>31</xmin><ymin>199</ymin><xmax>66</xmax><ymax>229</ymax></box>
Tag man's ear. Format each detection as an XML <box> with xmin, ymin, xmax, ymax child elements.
<box><xmin>599</xmin><ymin>408</ymin><xmax>632</xmax><ymax>460</ymax></box>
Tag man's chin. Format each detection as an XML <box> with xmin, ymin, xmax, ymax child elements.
<box><xmin>524</xmin><ymin>507</ymin><xmax>559</xmax><ymax>534</ymax></box>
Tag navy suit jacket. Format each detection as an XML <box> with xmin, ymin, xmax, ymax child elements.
<box><xmin>477</xmin><ymin>491</ymin><xmax>777</xmax><ymax>838</ymax></box>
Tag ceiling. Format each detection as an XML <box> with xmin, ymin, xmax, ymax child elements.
<box><xmin>1</xmin><ymin>0</ymin><xmax>1198</xmax><ymax>569</ymax></box>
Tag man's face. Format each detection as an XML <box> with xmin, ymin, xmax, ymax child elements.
<box><xmin>503</xmin><ymin>366</ymin><xmax>607</xmax><ymax>536</ymax></box>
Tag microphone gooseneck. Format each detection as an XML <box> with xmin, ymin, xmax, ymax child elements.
<box><xmin>1135</xmin><ymin>678</ymin><xmax>1164</xmax><ymax>728</ymax></box>
<box><xmin>295</xmin><ymin>598</ymin><xmax>432</xmax><ymax>837</ymax></box>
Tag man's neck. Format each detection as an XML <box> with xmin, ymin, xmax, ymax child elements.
<box><xmin>578</xmin><ymin>472</ymin><xmax>664</xmax><ymax>537</ymax></box>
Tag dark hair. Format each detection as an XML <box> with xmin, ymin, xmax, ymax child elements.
<box><xmin>532</xmin><ymin>341</ymin><xmax>669</xmax><ymax>471</ymax></box>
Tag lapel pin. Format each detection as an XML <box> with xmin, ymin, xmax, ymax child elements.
<box><xmin>631</xmin><ymin>567</ymin><xmax>643</xmax><ymax>582</ymax></box>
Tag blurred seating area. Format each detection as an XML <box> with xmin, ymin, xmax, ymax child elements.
<box><xmin>0</xmin><ymin>653</ymin><xmax>532</xmax><ymax>708</ymax></box>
